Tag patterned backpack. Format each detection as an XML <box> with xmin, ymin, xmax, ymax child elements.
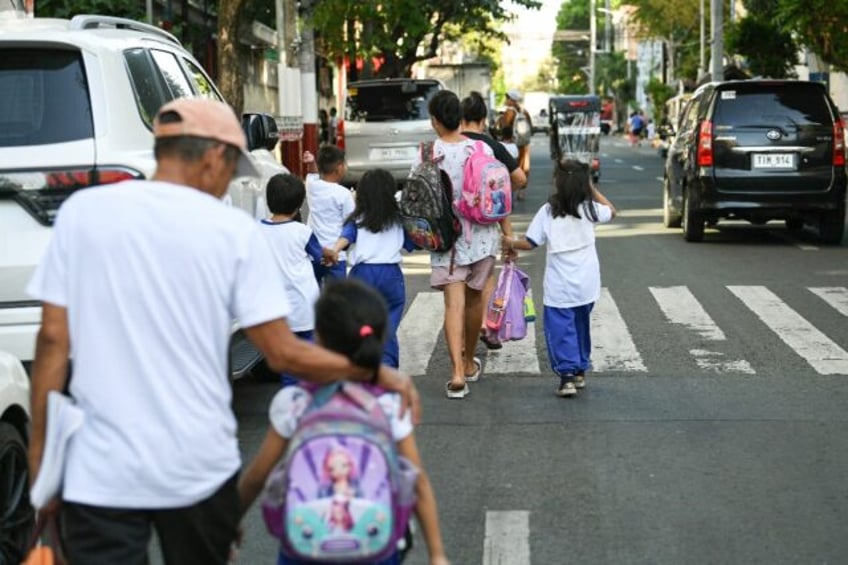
<box><xmin>400</xmin><ymin>141</ymin><xmax>460</xmax><ymax>253</ymax></box>
<box><xmin>261</xmin><ymin>383</ymin><xmax>418</xmax><ymax>563</ymax></box>
<box><xmin>458</xmin><ymin>140</ymin><xmax>512</xmax><ymax>233</ymax></box>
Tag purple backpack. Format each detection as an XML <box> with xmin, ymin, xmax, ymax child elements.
<box><xmin>484</xmin><ymin>262</ymin><xmax>530</xmax><ymax>342</ymax></box>
<box><xmin>261</xmin><ymin>383</ymin><xmax>418</xmax><ymax>563</ymax></box>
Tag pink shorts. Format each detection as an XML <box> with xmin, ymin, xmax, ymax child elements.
<box><xmin>430</xmin><ymin>256</ymin><xmax>495</xmax><ymax>291</ymax></box>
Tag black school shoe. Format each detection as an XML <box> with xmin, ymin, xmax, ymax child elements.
<box><xmin>556</xmin><ymin>375</ymin><xmax>578</xmax><ymax>397</ymax></box>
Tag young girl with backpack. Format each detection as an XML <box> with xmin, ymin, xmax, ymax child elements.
<box><xmin>502</xmin><ymin>159</ymin><xmax>616</xmax><ymax>397</ymax></box>
<box><xmin>323</xmin><ymin>168</ymin><xmax>418</xmax><ymax>369</ymax></box>
<box><xmin>238</xmin><ymin>279</ymin><xmax>450</xmax><ymax>565</ymax></box>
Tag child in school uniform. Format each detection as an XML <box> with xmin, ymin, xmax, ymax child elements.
<box><xmin>324</xmin><ymin>168</ymin><xmax>417</xmax><ymax>369</ymax></box>
<box><xmin>498</xmin><ymin>123</ymin><xmax>520</xmax><ymax>160</ymax></box>
<box><xmin>258</xmin><ymin>174</ymin><xmax>323</xmax><ymax>386</ymax></box>
<box><xmin>304</xmin><ymin>146</ymin><xmax>355</xmax><ymax>285</ymax></box>
<box><xmin>502</xmin><ymin>159</ymin><xmax>616</xmax><ymax>397</ymax></box>
<box><xmin>237</xmin><ymin>279</ymin><xmax>450</xmax><ymax>565</ymax></box>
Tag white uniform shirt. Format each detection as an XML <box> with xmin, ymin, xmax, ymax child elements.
<box><xmin>410</xmin><ymin>138</ymin><xmax>500</xmax><ymax>268</ymax></box>
<box><xmin>305</xmin><ymin>174</ymin><xmax>355</xmax><ymax>261</ymax></box>
<box><xmin>524</xmin><ymin>202</ymin><xmax>613</xmax><ymax>308</ymax></box>
<box><xmin>27</xmin><ymin>180</ymin><xmax>291</xmax><ymax>508</ymax></box>
<box><xmin>341</xmin><ymin>222</ymin><xmax>413</xmax><ymax>266</ymax></box>
<box><xmin>259</xmin><ymin>219</ymin><xmax>322</xmax><ymax>332</ymax></box>
<box><xmin>269</xmin><ymin>386</ymin><xmax>412</xmax><ymax>442</ymax></box>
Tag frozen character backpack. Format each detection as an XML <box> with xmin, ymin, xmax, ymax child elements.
<box><xmin>457</xmin><ymin>140</ymin><xmax>512</xmax><ymax>238</ymax></box>
<box><xmin>261</xmin><ymin>382</ymin><xmax>419</xmax><ymax>563</ymax></box>
<box><xmin>400</xmin><ymin>141</ymin><xmax>461</xmax><ymax>253</ymax></box>
<box><xmin>485</xmin><ymin>261</ymin><xmax>530</xmax><ymax>342</ymax></box>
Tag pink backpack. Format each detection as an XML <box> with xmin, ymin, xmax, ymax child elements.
<box><xmin>457</xmin><ymin>140</ymin><xmax>512</xmax><ymax>234</ymax></box>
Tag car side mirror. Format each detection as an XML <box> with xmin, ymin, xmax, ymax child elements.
<box><xmin>242</xmin><ymin>113</ymin><xmax>280</xmax><ymax>152</ymax></box>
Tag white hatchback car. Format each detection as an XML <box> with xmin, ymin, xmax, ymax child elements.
<box><xmin>0</xmin><ymin>13</ymin><xmax>286</xmax><ymax>376</ymax></box>
<box><xmin>0</xmin><ymin>350</ymin><xmax>32</xmax><ymax>562</ymax></box>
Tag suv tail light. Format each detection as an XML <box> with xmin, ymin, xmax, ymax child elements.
<box><xmin>0</xmin><ymin>166</ymin><xmax>143</xmax><ymax>226</ymax></box>
<box><xmin>833</xmin><ymin>117</ymin><xmax>846</xmax><ymax>167</ymax></box>
<box><xmin>697</xmin><ymin>120</ymin><xmax>713</xmax><ymax>167</ymax></box>
<box><xmin>335</xmin><ymin>119</ymin><xmax>345</xmax><ymax>149</ymax></box>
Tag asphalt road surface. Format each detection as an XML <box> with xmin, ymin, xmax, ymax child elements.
<box><xmin>221</xmin><ymin>133</ymin><xmax>848</xmax><ymax>565</ymax></box>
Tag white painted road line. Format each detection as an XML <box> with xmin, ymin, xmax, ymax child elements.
<box><xmin>729</xmin><ymin>285</ymin><xmax>848</xmax><ymax>375</ymax></box>
<box><xmin>398</xmin><ymin>292</ymin><xmax>444</xmax><ymax>376</ymax></box>
<box><xmin>809</xmin><ymin>287</ymin><xmax>848</xmax><ymax>317</ymax></box>
<box><xmin>484</xmin><ymin>321</ymin><xmax>541</xmax><ymax>375</ymax></box>
<box><xmin>483</xmin><ymin>511</ymin><xmax>530</xmax><ymax>565</ymax></box>
<box><xmin>591</xmin><ymin>288</ymin><xmax>647</xmax><ymax>372</ymax></box>
<box><xmin>614</xmin><ymin>158</ymin><xmax>624</xmax><ymax>164</ymax></box>
<box><xmin>633</xmin><ymin>165</ymin><xmax>644</xmax><ymax>171</ymax></box>
<box><xmin>650</xmin><ymin>286</ymin><xmax>725</xmax><ymax>340</ymax></box>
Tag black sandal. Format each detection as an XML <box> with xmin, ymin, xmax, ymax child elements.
<box><xmin>480</xmin><ymin>333</ymin><xmax>503</xmax><ymax>350</ymax></box>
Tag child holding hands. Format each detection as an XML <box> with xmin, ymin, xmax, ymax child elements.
<box><xmin>502</xmin><ymin>159</ymin><xmax>616</xmax><ymax>397</ymax></box>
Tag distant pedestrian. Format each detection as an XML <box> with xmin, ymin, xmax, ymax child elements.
<box><xmin>304</xmin><ymin>146</ymin><xmax>355</xmax><ymax>285</ymax></box>
<box><xmin>414</xmin><ymin>90</ymin><xmax>500</xmax><ymax>399</ymax></box>
<box><xmin>318</xmin><ymin>108</ymin><xmax>329</xmax><ymax>145</ymax></box>
<box><xmin>237</xmin><ymin>279</ymin><xmax>450</xmax><ymax>565</ymax></box>
<box><xmin>498</xmin><ymin>124</ymin><xmax>520</xmax><ymax>160</ymax></box>
<box><xmin>329</xmin><ymin>107</ymin><xmax>338</xmax><ymax>145</ymax></box>
<box><xmin>26</xmin><ymin>98</ymin><xmax>418</xmax><ymax>565</ymax></box>
<box><xmin>503</xmin><ymin>89</ymin><xmax>532</xmax><ymax>198</ymax></box>
<box><xmin>629</xmin><ymin>110</ymin><xmax>645</xmax><ymax>146</ymax></box>
<box><xmin>324</xmin><ymin>168</ymin><xmax>418</xmax><ymax>368</ymax></box>
<box><xmin>502</xmin><ymin>159</ymin><xmax>616</xmax><ymax>397</ymax></box>
<box><xmin>259</xmin><ymin>173</ymin><xmax>323</xmax><ymax>386</ymax></box>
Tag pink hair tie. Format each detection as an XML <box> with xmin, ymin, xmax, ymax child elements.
<box><xmin>359</xmin><ymin>325</ymin><xmax>373</xmax><ymax>338</ymax></box>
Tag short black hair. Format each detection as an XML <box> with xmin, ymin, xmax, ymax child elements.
<box><xmin>317</xmin><ymin>145</ymin><xmax>346</xmax><ymax>175</ymax></box>
<box><xmin>266</xmin><ymin>174</ymin><xmax>305</xmax><ymax>215</ymax></box>
<box><xmin>428</xmin><ymin>90</ymin><xmax>461</xmax><ymax>131</ymax></box>
<box><xmin>461</xmin><ymin>91</ymin><xmax>488</xmax><ymax>123</ymax></box>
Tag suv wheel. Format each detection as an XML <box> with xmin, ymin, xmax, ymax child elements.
<box><xmin>0</xmin><ymin>422</ymin><xmax>34</xmax><ymax>563</ymax></box>
<box><xmin>663</xmin><ymin>178</ymin><xmax>682</xmax><ymax>228</ymax></box>
<box><xmin>682</xmin><ymin>189</ymin><xmax>705</xmax><ymax>242</ymax></box>
<box><xmin>818</xmin><ymin>203</ymin><xmax>846</xmax><ymax>245</ymax></box>
<box><xmin>785</xmin><ymin>218</ymin><xmax>803</xmax><ymax>231</ymax></box>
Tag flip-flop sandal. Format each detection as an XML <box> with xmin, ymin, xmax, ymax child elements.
<box><xmin>445</xmin><ymin>382</ymin><xmax>469</xmax><ymax>399</ymax></box>
<box><xmin>464</xmin><ymin>357</ymin><xmax>482</xmax><ymax>383</ymax></box>
<box><xmin>480</xmin><ymin>333</ymin><xmax>503</xmax><ymax>350</ymax></box>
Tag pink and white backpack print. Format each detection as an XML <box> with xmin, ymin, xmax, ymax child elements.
<box><xmin>261</xmin><ymin>383</ymin><xmax>418</xmax><ymax>563</ymax></box>
<box><xmin>458</xmin><ymin>140</ymin><xmax>512</xmax><ymax>232</ymax></box>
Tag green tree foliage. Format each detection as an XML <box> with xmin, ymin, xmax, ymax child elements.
<box><xmin>726</xmin><ymin>13</ymin><xmax>797</xmax><ymax>78</ymax></box>
<box><xmin>35</xmin><ymin>0</ymin><xmax>144</xmax><ymax>20</ymax></box>
<box><xmin>552</xmin><ymin>0</ymin><xmax>589</xmax><ymax>94</ymax></box>
<box><xmin>311</xmin><ymin>0</ymin><xmax>540</xmax><ymax>79</ymax></box>
<box><xmin>627</xmin><ymin>0</ymin><xmax>701</xmax><ymax>81</ymax></box>
<box><xmin>645</xmin><ymin>77</ymin><xmax>674</xmax><ymax>121</ymax></box>
<box><xmin>775</xmin><ymin>0</ymin><xmax>848</xmax><ymax>73</ymax></box>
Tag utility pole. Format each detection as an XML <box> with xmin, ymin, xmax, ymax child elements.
<box><xmin>699</xmin><ymin>0</ymin><xmax>705</xmax><ymax>79</ymax></box>
<box><xmin>604</xmin><ymin>0</ymin><xmax>611</xmax><ymax>54</ymax></box>
<box><xmin>589</xmin><ymin>0</ymin><xmax>596</xmax><ymax>95</ymax></box>
<box><xmin>710</xmin><ymin>0</ymin><xmax>724</xmax><ymax>81</ymax></box>
<box><xmin>299</xmin><ymin>1</ymin><xmax>319</xmax><ymax>161</ymax></box>
<box><xmin>277</xmin><ymin>0</ymin><xmax>303</xmax><ymax>175</ymax></box>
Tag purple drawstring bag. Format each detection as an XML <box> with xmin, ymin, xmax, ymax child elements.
<box><xmin>484</xmin><ymin>262</ymin><xmax>531</xmax><ymax>342</ymax></box>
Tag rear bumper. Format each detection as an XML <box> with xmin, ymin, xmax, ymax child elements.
<box><xmin>344</xmin><ymin>162</ymin><xmax>413</xmax><ymax>185</ymax></box>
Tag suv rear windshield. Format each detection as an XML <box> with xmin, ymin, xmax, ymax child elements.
<box><xmin>0</xmin><ymin>49</ymin><xmax>93</xmax><ymax>147</ymax></box>
<box><xmin>713</xmin><ymin>84</ymin><xmax>833</xmax><ymax>127</ymax></box>
<box><xmin>345</xmin><ymin>82</ymin><xmax>439</xmax><ymax>122</ymax></box>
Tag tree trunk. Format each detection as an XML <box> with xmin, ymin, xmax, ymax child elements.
<box><xmin>217</xmin><ymin>0</ymin><xmax>246</xmax><ymax>115</ymax></box>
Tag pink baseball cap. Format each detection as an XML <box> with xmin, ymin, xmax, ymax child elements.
<box><xmin>153</xmin><ymin>98</ymin><xmax>259</xmax><ymax>178</ymax></box>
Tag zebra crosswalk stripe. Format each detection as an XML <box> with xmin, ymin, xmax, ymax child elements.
<box><xmin>809</xmin><ymin>287</ymin><xmax>848</xmax><ymax>317</ymax></box>
<box><xmin>398</xmin><ymin>292</ymin><xmax>444</xmax><ymax>376</ymax></box>
<box><xmin>590</xmin><ymin>288</ymin><xmax>647</xmax><ymax>372</ymax></box>
<box><xmin>729</xmin><ymin>285</ymin><xmax>848</xmax><ymax>375</ymax></box>
<box><xmin>484</xmin><ymin>321</ymin><xmax>541</xmax><ymax>375</ymax></box>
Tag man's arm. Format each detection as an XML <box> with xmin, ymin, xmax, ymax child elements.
<box><xmin>245</xmin><ymin>320</ymin><xmax>420</xmax><ymax>422</ymax></box>
<box><xmin>28</xmin><ymin>303</ymin><xmax>71</xmax><ymax>485</ymax></box>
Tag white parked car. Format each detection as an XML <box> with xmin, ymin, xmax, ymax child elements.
<box><xmin>0</xmin><ymin>13</ymin><xmax>287</xmax><ymax>377</ymax></box>
<box><xmin>0</xmin><ymin>350</ymin><xmax>33</xmax><ymax>563</ymax></box>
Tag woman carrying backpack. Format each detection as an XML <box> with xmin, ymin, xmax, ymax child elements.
<box><xmin>238</xmin><ymin>280</ymin><xmax>450</xmax><ymax>565</ymax></box>
<box><xmin>412</xmin><ymin>90</ymin><xmax>509</xmax><ymax>399</ymax></box>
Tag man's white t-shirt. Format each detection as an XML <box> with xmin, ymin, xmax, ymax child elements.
<box><xmin>524</xmin><ymin>201</ymin><xmax>613</xmax><ymax>308</ymax></box>
<box><xmin>305</xmin><ymin>174</ymin><xmax>355</xmax><ymax>261</ymax></box>
<box><xmin>269</xmin><ymin>386</ymin><xmax>412</xmax><ymax>442</ymax></box>
<box><xmin>259</xmin><ymin>219</ymin><xmax>321</xmax><ymax>332</ymax></box>
<box><xmin>27</xmin><ymin>180</ymin><xmax>291</xmax><ymax>508</ymax></box>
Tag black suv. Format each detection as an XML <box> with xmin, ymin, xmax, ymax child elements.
<box><xmin>662</xmin><ymin>80</ymin><xmax>847</xmax><ymax>244</ymax></box>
